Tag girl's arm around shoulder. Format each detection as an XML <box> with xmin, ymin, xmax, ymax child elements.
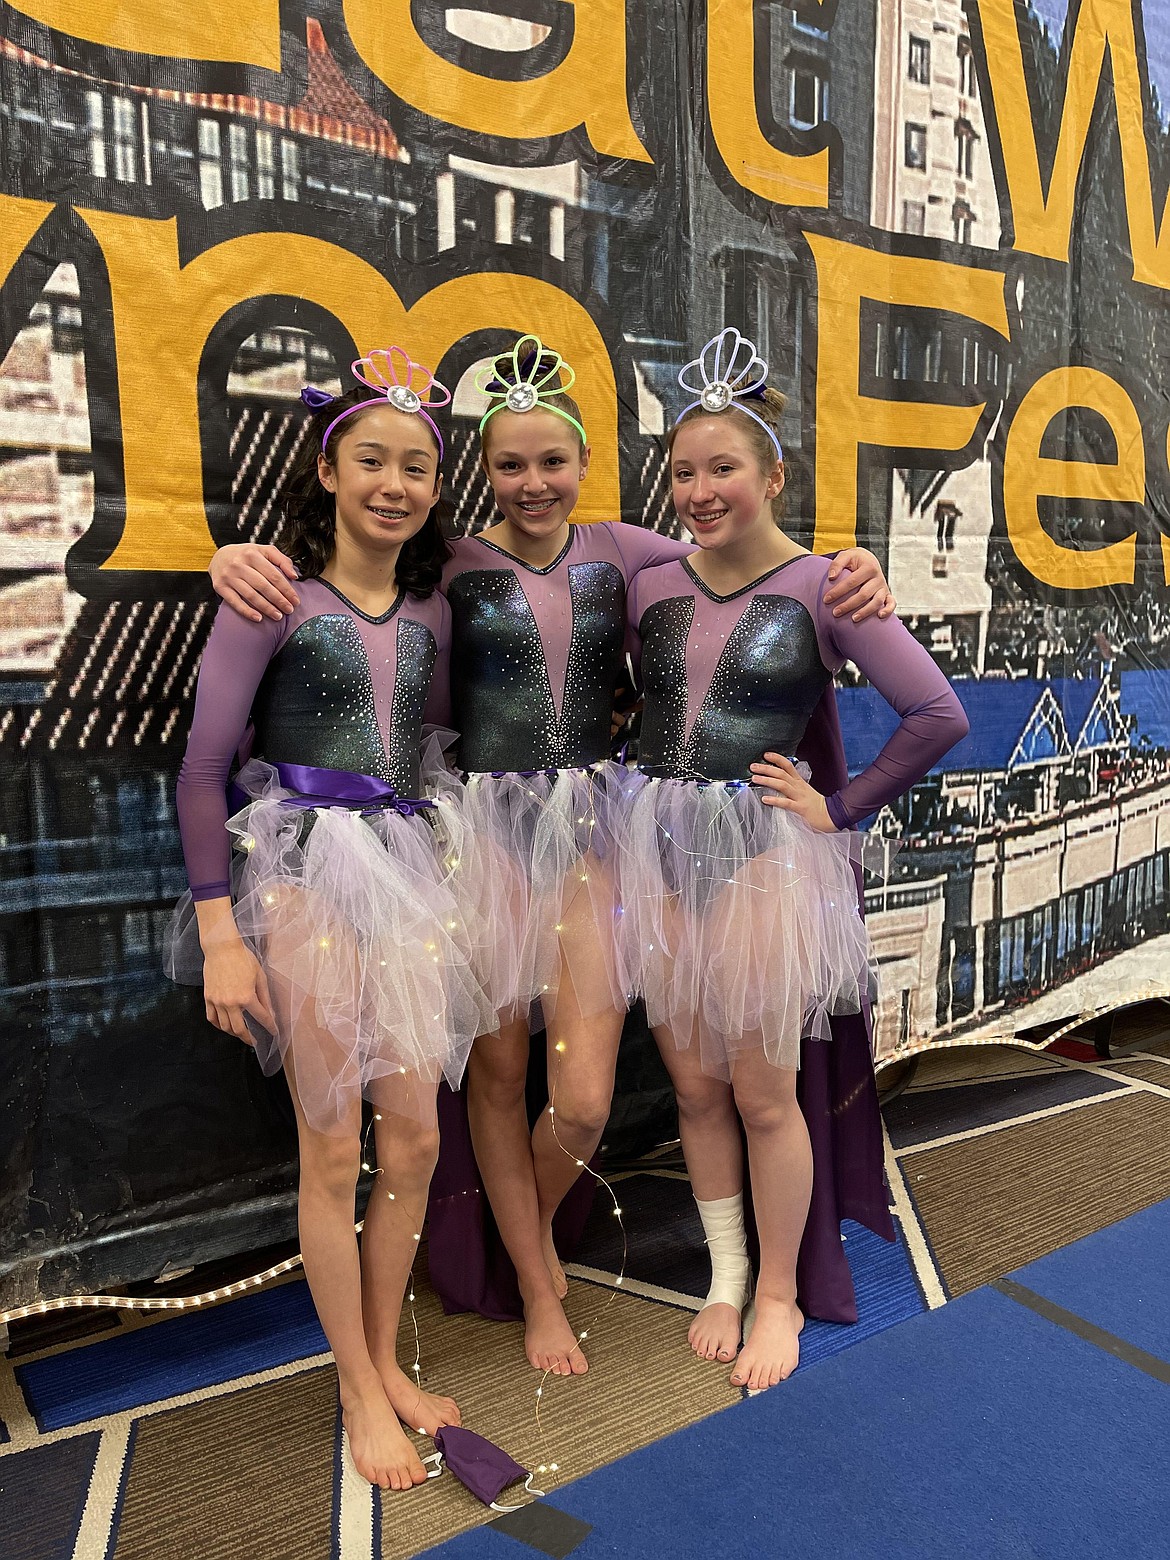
<box><xmin>607</xmin><ymin>521</ymin><xmax>694</xmax><ymax>582</ymax></box>
<box><xmin>816</xmin><ymin>595</ymin><xmax>970</xmax><ymax>829</ymax></box>
<box><xmin>209</xmin><ymin>543</ymin><xmax>300</xmax><ymax>622</ymax></box>
<box><xmin>820</xmin><ymin>547</ymin><xmax>897</xmax><ymax>622</ymax></box>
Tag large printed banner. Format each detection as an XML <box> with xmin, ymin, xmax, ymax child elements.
<box><xmin>2</xmin><ymin>0</ymin><xmax>1168</xmax><ymax>1306</ymax></box>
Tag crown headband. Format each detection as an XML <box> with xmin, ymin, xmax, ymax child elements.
<box><xmin>474</xmin><ymin>334</ymin><xmax>587</xmax><ymax>442</ymax></box>
<box><xmin>675</xmin><ymin>326</ymin><xmax>783</xmax><ymax>462</ymax></box>
<box><xmin>301</xmin><ymin>347</ymin><xmax>452</xmax><ymax>460</ymax></box>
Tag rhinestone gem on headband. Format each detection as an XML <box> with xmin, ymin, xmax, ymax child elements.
<box><xmin>301</xmin><ymin>347</ymin><xmax>452</xmax><ymax>460</ymax></box>
<box><xmin>675</xmin><ymin>326</ymin><xmax>783</xmax><ymax>462</ymax></box>
<box><xmin>474</xmin><ymin>334</ymin><xmax>587</xmax><ymax>442</ymax></box>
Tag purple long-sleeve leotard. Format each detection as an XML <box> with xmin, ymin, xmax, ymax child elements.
<box><xmin>442</xmin><ymin>522</ymin><xmax>691</xmax><ymax>771</ymax></box>
<box><xmin>615</xmin><ymin>551</ymin><xmax>968</xmax><ymax>1323</ymax></box>
<box><xmin>628</xmin><ymin>553</ymin><xmax>969</xmax><ymax>816</ymax></box>
<box><xmin>176</xmin><ymin>578</ymin><xmax>451</xmax><ymax>901</ymax></box>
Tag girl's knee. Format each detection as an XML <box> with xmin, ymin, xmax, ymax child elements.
<box><xmin>409</xmin><ymin>1121</ymin><xmax>441</xmax><ymax>1172</ymax></box>
<box><xmin>675</xmin><ymin>1075</ymin><xmax>732</xmax><ymax>1124</ymax></box>
<box><xmin>299</xmin><ymin>1131</ymin><xmax>362</xmax><ymax>1199</ymax></box>
<box><xmin>550</xmin><ymin>1085</ymin><xmax>611</xmax><ymax>1142</ymax></box>
<box><xmin>377</xmin><ymin>1117</ymin><xmax>440</xmax><ymax>1175</ymax></box>
<box><xmin>732</xmin><ymin>1073</ymin><xmax>798</xmax><ymax>1135</ymax></box>
<box><xmin>469</xmin><ymin>1047</ymin><xmax>528</xmax><ymax>1109</ymax></box>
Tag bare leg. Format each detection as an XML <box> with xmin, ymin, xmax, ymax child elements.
<box><xmin>361</xmin><ymin>1084</ymin><xmax>460</xmax><ymax>1436</ymax></box>
<box><xmin>264</xmin><ymin>888</ymin><xmax>430</xmax><ymax>1493</ymax></box>
<box><xmin>467</xmin><ymin>1020</ymin><xmax>584</xmax><ymax>1375</ymax></box>
<box><xmin>533</xmin><ymin>994</ymin><xmax>624</xmax><ymax>1303</ymax></box>
<box><xmin>532</xmin><ymin>850</ymin><xmax>625</xmax><ymax>1305</ymax></box>
<box><xmin>728</xmin><ymin>1048</ymin><xmax>810</xmax><ymax>1390</ymax></box>
<box><xmin>651</xmin><ymin>1020</ymin><xmax>748</xmax><ymax>1363</ymax></box>
<box><xmin>284</xmin><ymin>1061</ymin><xmax>428</xmax><ymax>1491</ymax></box>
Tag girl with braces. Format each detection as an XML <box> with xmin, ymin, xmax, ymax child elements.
<box><xmin>618</xmin><ymin>330</ymin><xmax>969</xmax><ymax>1387</ymax></box>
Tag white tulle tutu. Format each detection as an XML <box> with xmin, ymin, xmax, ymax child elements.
<box><xmin>452</xmin><ymin>762</ymin><xmax>630</xmax><ymax>1025</ymax></box>
<box><xmin>615</xmin><ymin>771</ymin><xmax>876</xmax><ymax>1077</ymax></box>
<box><xmin>166</xmin><ymin>760</ymin><xmax>491</xmax><ymax>1134</ymax></box>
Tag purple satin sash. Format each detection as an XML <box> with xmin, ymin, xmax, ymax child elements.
<box><xmin>268</xmin><ymin>761</ymin><xmax>434</xmax><ymax>817</ymax></box>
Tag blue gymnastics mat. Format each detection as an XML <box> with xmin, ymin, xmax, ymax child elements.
<box><xmin>1005</xmin><ymin>1197</ymin><xmax>1170</xmax><ymax>1364</ymax></box>
<box><xmin>424</xmin><ymin>1258</ymin><xmax>1170</xmax><ymax>1560</ymax></box>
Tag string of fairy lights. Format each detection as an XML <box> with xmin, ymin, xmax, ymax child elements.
<box><xmin>5</xmin><ymin>747</ymin><xmax>1160</xmax><ymax>1501</ymax></box>
<box><xmin>4</xmin><ymin>989</ymin><xmax>1160</xmax><ymax>1334</ymax></box>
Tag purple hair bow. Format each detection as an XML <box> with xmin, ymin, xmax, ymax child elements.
<box><xmin>300</xmin><ymin>385</ymin><xmax>335</xmax><ymax>410</ymax></box>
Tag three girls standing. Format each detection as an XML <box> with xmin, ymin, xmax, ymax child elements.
<box><xmin>188</xmin><ymin>322</ymin><xmax>963</xmax><ymax>1459</ymax></box>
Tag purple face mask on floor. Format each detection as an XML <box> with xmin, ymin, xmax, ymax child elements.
<box><xmin>432</xmin><ymin>1425</ymin><xmax>538</xmax><ymax>1508</ymax></box>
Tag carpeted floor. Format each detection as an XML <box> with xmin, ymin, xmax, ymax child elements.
<box><xmin>2</xmin><ymin>1004</ymin><xmax>1168</xmax><ymax>1558</ymax></box>
<box><xmin>884</xmin><ymin>1017</ymin><xmax>1170</xmax><ymax>1302</ymax></box>
<box><xmin>422</xmin><ymin>1203</ymin><xmax>1170</xmax><ymax>1560</ymax></box>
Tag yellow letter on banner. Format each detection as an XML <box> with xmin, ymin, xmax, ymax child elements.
<box><xmin>343</xmin><ymin>0</ymin><xmax>649</xmax><ymax>163</ymax></box>
<box><xmin>0</xmin><ymin>195</ymin><xmax>55</xmax><ymax>286</ymax></box>
<box><xmin>76</xmin><ymin>210</ymin><xmax>618</xmax><ymax>571</ymax></box>
<box><xmin>707</xmin><ymin>0</ymin><xmax>828</xmax><ymax>207</ymax></box>
<box><xmin>806</xmin><ymin>232</ymin><xmax>1011</xmax><ymax>553</ymax></box>
<box><xmin>974</xmin><ymin>0</ymin><xmax>1170</xmax><ymax>288</ymax></box>
<box><xmin>1002</xmin><ymin>367</ymin><xmax>1142</xmax><ymax>589</ymax></box>
<box><xmin>9</xmin><ymin>1</ymin><xmax>281</xmax><ymax>66</ymax></box>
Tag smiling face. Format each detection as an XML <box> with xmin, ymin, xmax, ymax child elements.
<box><xmin>481</xmin><ymin>409</ymin><xmax>589</xmax><ymax>542</ymax></box>
<box><xmin>317</xmin><ymin>403</ymin><xmax>442</xmax><ymax>554</ymax></box>
<box><xmin>669</xmin><ymin>413</ymin><xmax>785</xmax><ymax>551</ymax></box>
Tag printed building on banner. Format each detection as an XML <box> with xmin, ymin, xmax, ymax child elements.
<box><xmin>683</xmin><ymin>0</ymin><xmax>880</xmax><ymax>539</ymax></box>
<box><xmin>870</xmin><ymin>0</ymin><xmax>1004</xmax><ymax>675</ymax></box>
<box><xmin>841</xmin><ymin>675</ymin><xmax>1170</xmax><ymax>1055</ymax></box>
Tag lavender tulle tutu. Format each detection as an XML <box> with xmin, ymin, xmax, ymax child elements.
<box><xmin>165</xmin><ymin>760</ymin><xmax>491</xmax><ymax>1134</ymax></box>
<box><xmin>453</xmin><ymin>762</ymin><xmax>629</xmax><ymax>1024</ymax></box>
<box><xmin>615</xmin><ymin>770</ymin><xmax>877</xmax><ymax>1077</ymax></box>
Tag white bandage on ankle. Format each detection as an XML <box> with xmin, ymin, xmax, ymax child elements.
<box><xmin>694</xmin><ymin>1193</ymin><xmax>753</xmax><ymax>1313</ymax></box>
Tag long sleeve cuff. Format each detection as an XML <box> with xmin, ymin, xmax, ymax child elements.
<box><xmin>825</xmin><ymin>792</ymin><xmax>853</xmax><ymax>831</ymax></box>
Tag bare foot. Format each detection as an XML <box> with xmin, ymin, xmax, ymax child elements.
<box><xmin>341</xmin><ymin>1380</ymin><xmax>429</xmax><ymax>1491</ymax></box>
<box><xmin>730</xmin><ymin>1297</ymin><xmax>804</xmax><ymax>1391</ymax></box>
<box><xmin>688</xmin><ymin>1301</ymin><xmax>743</xmax><ymax>1363</ymax></box>
<box><xmin>541</xmin><ymin>1224</ymin><xmax>569</xmax><ymax>1299</ymax></box>
<box><xmin>524</xmin><ymin>1289</ymin><xmax>588</xmax><ymax>1375</ymax></box>
<box><xmin>378</xmin><ymin>1361</ymin><xmax>462</xmax><ymax>1437</ymax></box>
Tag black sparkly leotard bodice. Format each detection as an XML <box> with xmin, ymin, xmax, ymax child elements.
<box><xmin>442</xmin><ymin>523</ymin><xmax>691</xmax><ymax>772</ymax></box>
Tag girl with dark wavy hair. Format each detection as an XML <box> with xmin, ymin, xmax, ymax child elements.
<box><xmin>168</xmin><ymin>351</ymin><xmax>488</xmax><ymax>1490</ymax></box>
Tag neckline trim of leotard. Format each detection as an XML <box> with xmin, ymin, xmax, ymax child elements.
<box><xmin>473</xmin><ymin>528</ymin><xmax>575</xmax><ymax>575</ymax></box>
<box><xmin>314</xmin><ymin>576</ymin><xmax>405</xmax><ymax>624</ymax></box>
<box><xmin>681</xmin><ymin>553</ymin><xmax>805</xmax><ymax>603</ymax></box>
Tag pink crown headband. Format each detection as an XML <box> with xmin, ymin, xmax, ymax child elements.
<box><xmin>301</xmin><ymin>347</ymin><xmax>452</xmax><ymax>460</ymax></box>
<box><xmin>675</xmin><ymin>326</ymin><xmax>783</xmax><ymax>462</ymax></box>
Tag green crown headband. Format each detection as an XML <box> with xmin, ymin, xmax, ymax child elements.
<box><xmin>474</xmin><ymin>334</ymin><xmax>588</xmax><ymax>443</ymax></box>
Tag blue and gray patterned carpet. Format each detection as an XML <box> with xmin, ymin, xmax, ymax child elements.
<box><xmin>2</xmin><ymin>1014</ymin><xmax>1169</xmax><ymax>1559</ymax></box>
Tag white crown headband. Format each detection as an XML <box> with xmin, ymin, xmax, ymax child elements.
<box><xmin>675</xmin><ymin>326</ymin><xmax>783</xmax><ymax>462</ymax></box>
<box><xmin>301</xmin><ymin>347</ymin><xmax>452</xmax><ymax>459</ymax></box>
<box><xmin>474</xmin><ymin>334</ymin><xmax>587</xmax><ymax>442</ymax></box>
